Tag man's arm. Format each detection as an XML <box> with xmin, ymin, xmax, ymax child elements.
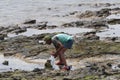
<box><xmin>52</xmin><ymin>37</ymin><xmax>64</xmax><ymax>57</ymax></box>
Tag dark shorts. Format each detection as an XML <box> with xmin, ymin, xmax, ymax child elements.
<box><xmin>63</xmin><ymin>39</ymin><xmax>73</xmax><ymax>49</ymax></box>
<box><xmin>53</xmin><ymin>39</ymin><xmax>73</xmax><ymax>49</ymax></box>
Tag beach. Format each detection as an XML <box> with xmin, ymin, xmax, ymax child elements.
<box><xmin>0</xmin><ymin>0</ymin><xmax>120</xmax><ymax>80</ymax></box>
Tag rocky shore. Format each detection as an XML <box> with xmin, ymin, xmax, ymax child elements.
<box><xmin>0</xmin><ymin>2</ymin><xmax>120</xmax><ymax>80</ymax></box>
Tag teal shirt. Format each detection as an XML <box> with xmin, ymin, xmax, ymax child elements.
<box><xmin>52</xmin><ymin>34</ymin><xmax>73</xmax><ymax>44</ymax></box>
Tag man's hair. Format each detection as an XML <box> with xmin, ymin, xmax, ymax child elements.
<box><xmin>43</xmin><ymin>35</ymin><xmax>51</xmax><ymax>41</ymax></box>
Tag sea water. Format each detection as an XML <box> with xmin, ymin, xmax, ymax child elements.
<box><xmin>0</xmin><ymin>0</ymin><xmax>120</xmax><ymax>26</ymax></box>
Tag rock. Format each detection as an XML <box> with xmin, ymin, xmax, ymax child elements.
<box><xmin>83</xmin><ymin>31</ymin><xmax>100</xmax><ymax>40</ymax></box>
<box><xmin>95</xmin><ymin>8</ymin><xmax>111</xmax><ymax>17</ymax></box>
<box><xmin>107</xmin><ymin>19</ymin><xmax>120</xmax><ymax>24</ymax></box>
<box><xmin>85</xmin><ymin>20</ymin><xmax>108</xmax><ymax>29</ymax></box>
<box><xmin>104</xmin><ymin>37</ymin><xmax>119</xmax><ymax>42</ymax></box>
<box><xmin>13</xmin><ymin>27</ymin><xmax>27</xmax><ymax>34</ymax></box>
<box><xmin>33</xmin><ymin>68</ymin><xmax>42</xmax><ymax>72</ymax></box>
<box><xmin>78</xmin><ymin>10</ymin><xmax>95</xmax><ymax>18</ymax></box>
<box><xmin>0</xmin><ymin>33</ymin><xmax>7</xmax><ymax>40</ymax></box>
<box><xmin>118</xmin><ymin>64</ymin><xmax>120</xmax><ymax>68</ymax></box>
<box><xmin>4</xmin><ymin>51</ymin><xmax>16</xmax><ymax>56</ymax></box>
<box><xmin>47</xmin><ymin>25</ymin><xmax>57</xmax><ymax>29</ymax></box>
<box><xmin>2</xmin><ymin>60</ymin><xmax>9</xmax><ymax>65</ymax></box>
<box><xmin>0</xmin><ymin>27</ymin><xmax>5</xmax><ymax>31</ymax></box>
<box><xmin>62</xmin><ymin>21</ymin><xmax>84</xmax><ymax>27</ymax></box>
<box><xmin>23</xmin><ymin>19</ymin><xmax>36</xmax><ymax>24</ymax></box>
<box><xmin>44</xmin><ymin>60</ymin><xmax>52</xmax><ymax>69</ymax></box>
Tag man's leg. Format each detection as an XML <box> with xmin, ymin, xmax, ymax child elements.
<box><xmin>58</xmin><ymin>48</ymin><xmax>67</xmax><ymax>66</ymax></box>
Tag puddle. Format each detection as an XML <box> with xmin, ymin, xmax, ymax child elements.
<box><xmin>7</xmin><ymin>27</ymin><xmax>93</xmax><ymax>37</ymax></box>
<box><xmin>96</xmin><ymin>24</ymin><xmax>120</xmax><ymax>39</ymax></box>
<box><xmin>0</xmin><ymin>54</ymin><xmax>45</xmax><ymax>72</ymax></box>
<box><xmin>106</xmin><ymin>14</ymin><xmax>120</xmax><ymax>19</ymax></box>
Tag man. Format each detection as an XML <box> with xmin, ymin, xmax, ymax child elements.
<box><xmin>44</xmin><ymin>33</ymin><xmax>73</xmax><ymax>70</ymax></box>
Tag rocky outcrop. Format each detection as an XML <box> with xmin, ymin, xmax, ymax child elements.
<box><xmin>77</xmin><ymin>8</ymin><xmax>111</xmax><ymax>18</ymax></box>
<box><xmin>107</xmin><ymin>19</ymin><xmax>120</xmax><ymax>24</ymax></box>
<box><xmin>23</xmin><ymin>19</ymin><xmax>36</xmax><ymax>24</ymax></box>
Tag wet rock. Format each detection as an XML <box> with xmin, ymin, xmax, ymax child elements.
<box><xmin>107</xmin><ymin>19</ymin><xmax>120</xmax><ymax>24</ymax></box>
<box><xmin>77</xmin><ymin>8</ymin><xmax>111</xmax><ymax>18</ymax></box>
<box><xmin>0</xmin><ymin>27</ymin><xmax>5</xmax><ymax>31</ymax></box>
<box><xmin>69</xmin><ymin>11</ymin><xmax>78</xmax><ymax>15</ymax></box>
<box><xmin>104</xmin><ymin>37</ymin><xmax>119</xmax><ymax>42</ymax></box>
<box><xmin>6</xmin><ymin>26</ymin><xmax>20</xmax><ymax>33</ymax></box>
<box><xmin>11</xmin><ymin>76</ymin><xmax>22</xmax><ymax>80</ymax></box>
<box><xmin>85</xmin><ymin>20</ymin><xmax>108</xmax><ymax>29</ymax></box>
<box><xmin>13</xmin><ymin>27</ymin><xmax>27</xmax><ymax>34</ymax></box>
<box><xmin>107</xmin><ymin>63</ymin><xmax>112</xmax><ymax>67</ymax></box>
<box><xmin>31</xmin><ymin>33</ymin><xmax>49</xmax><ymax>40</ymax></box>
<box><xmin>83</xmin><ymin>31</ymin><xmax>100</xmax><ymax>40</ymax></box>
<box><xmin>23</xmin><ymin>19</ymin><xmax>36</xmax><ymax>24</ymax></box>
<box><xmin>95</xmin><ymin>8</ymin><xmax>111</xmax><ymax>17</ymax></box>
<box><xmin>2</xmin><ymin>60</ymin><xmax>9</xmax><ymax>65</ymax></box>
<box><xmin>4</xmin><ymin>51</ymin><xmax>16</xmax><ymax>56</ymax></box>
<box><xmin>36</xmin><ymin>21</ymin><xmax>48</xmax><ymax>29</ymax></box>
<box><xmin>62</xmin><ymin>21</ymin><xmax>84</xmax><ymax>27</ymax></box>
<box><xmin>44</xmin><ymin>60</ymin><xmax>52</xmax><ymax>69</ymax></box>
<box><xmin>32</xmin><ymin>68</ymin><xmax>42</xmax><ymax>72</ymax></box>
<box><xmin>111</xmin><ymin>7</ymin><xmax>120</xmax><ymax>11</ymax></box>
<box><xmin>78</xmin><ymin>10</ymin><xmax>95</xmax><ymax>18</ymax></box>
<box><xmin>118</xmin><ymin>64</ymin><xmax>120</xmax><ymax>68</ymax></box>
<box><xmin>0</xmin><ymin>33</ymin><xmax>7</xmax><ymax>40</ymax></box>
<box><xmin>47</xmin><ymin>25</ymin><xmax>57</xmax><ymax>29</ymax></box>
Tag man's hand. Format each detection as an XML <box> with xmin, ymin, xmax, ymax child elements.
<box><xmin>50</xmin><ymin>51</ymin><xmax>57</xmax><ymax>58</ymax></box>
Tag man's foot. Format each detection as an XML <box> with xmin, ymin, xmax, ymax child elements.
<box><xmin>61</xmin><ymin>66</ymin><xmax>72</xmax><ymax>71</ymax></box>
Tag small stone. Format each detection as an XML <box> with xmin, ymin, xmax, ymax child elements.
<box><xmin>2</xmin><ymin>60</ymin><xmax>9</xmax><ymax>65</ymax></box>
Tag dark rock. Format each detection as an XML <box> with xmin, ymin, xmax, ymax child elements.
<box><xmin>104</xmin><ymin>37</ymin><xmax>118</xmax><ymax>42</ymax></box>
<box><xmin>107</xmin><ymin>63</ymin><xmax>112</xmax><ymax>67</ymax></box>
<box><xmin>0</xmin><ymin>27</ymin><xmax>5</xmax><ymax>31</ymax></box>
<box><xmin>78</xmin><ymin>10</ymin><xmax>95</xmax><ymax>18</ymax></box>
<box><xmin>47</xmin><ymin>25</ymin><xmax>57</xmax><ymax>29</ymax></box>
<box><xmin>95</xmin><ymin>8</ymin><xmax>111</xmax><ymax>17</ymax></box>
<box><xmin>24</xmin><ymin>20</ymin><xmax>36</xmax><ymax>24</ymax></box>
<box><xmin>33</xmin><ymin>68</ymin><xmax>41</xmax><ymax>72</ymax></box>
<box><xmin>85</xmin><ymin>20</ymin><xmax>108</xmax><ymax>29</ymax></box>
<box><xmin>4</xmin><ymin>51</ymin><xmax>16</xmax><ymax>56</ymax></box>
<box><xmin>0</xmin><ymin>33</ymin><xmax>7</xmax><ymax>40</ymax></box>
<box><xmin>107</xmin><ymin>19</ymin><xmax>120</xmax><ymax>24</ymax></box>
<box><xmin>77</xmin><ymin>8</ymin><xmax>111</xmax><ymax>18</ymax></box>
<box><xmin>62</xmin><ymin>21</ymin><xmax>84</xmax><ymax>27</ymax></box>
<box><xmin>14</xmin><ymin>27</ymin><xmax>27</xmax><ymax>34</ymax></box>
<box><xmin>83</xmin><ymin>31</ymin><xmax>100</xmax><ymax>40</ymax></box>
<box><xmin>112</xmin><ymin>7</ymin><xmax>120</xmax><ymax>11</ymax></box>
<box><xmin>63</xmin><ymin>78</ymin><xmax>72</xmax><ymax>80</ymax></box>
<box><xmin>118</xmin><ymin>64</ymin><xmax>120</xmax><ymax>68</ymax></box>
<box><xmin>12</xmin><ymin>76</ymin><xmax>21</xmax><ymax>80</ymax></box>
<box><xmin>44</xmin><ymin>60</ymin><xmax>52</xmax><ymax>69</ymax></box>
<box><xmin>2</xmin><ymin>60</ymin><xmax>9</xmax><ymax>65</ymax></box>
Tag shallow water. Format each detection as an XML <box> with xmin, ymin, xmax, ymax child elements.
<box><xmin>0</xmin><ymin>0</ymin><xmax>120</xmax><ymax>26</ymax></box>
<box><xmin>7</xmin><ymin>27</ymin><xmax>94</xmax><ymax>37</ymax></box>
<box><xmin>0</xmin><ymin>54</ymin><xmax>44</xmax><ymax>72</ymax></box>
<box><xmin>96</xmin><ymin>24</ymin><xmax>120</xmax><ymax>38</ymax></box>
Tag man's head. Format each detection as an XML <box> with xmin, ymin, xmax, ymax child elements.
<box><xmin>43</xmin><ymin>35</ymin><xmax>52</xmax><ymax>45</ymax></box>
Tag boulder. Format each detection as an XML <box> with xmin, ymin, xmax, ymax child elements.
<box><xmin>2</xmin><ymin>60</ymin><xmax>9</xmax><ymax>65</ymax></box>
